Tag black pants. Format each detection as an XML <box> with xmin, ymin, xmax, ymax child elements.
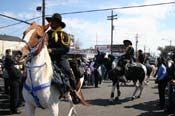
<box><xmin>158</xmin><ymin>80</ymin><xmax>167</xmax><ymax>107</ymax></box>
<box><xmin>6</xmin><ymin>66</ymin><xmax>21</xmax><ymax>112</ymax></box>
<box><xmin>94</xmin><ymin>69</ymin><xmax>99</xmax><ymax>88</ymax></box>
<box><xmin>10</xmin><ymin>81</ymin><xmax>20</xmax><ymax>112</ymax></box>
<box><xmin>167</xmin><ymin>83</ymin><xmax>175</xmax><ymax>113</ymax></box>
<box><xmin>4</xmin><ymin>78</ymin><xmax>10</xmax><ymax>94</ymax></box>
<box><xmin>56</xmin><ymin>58</ymin><xmax>76</xmax><ymax>89</ymax></box>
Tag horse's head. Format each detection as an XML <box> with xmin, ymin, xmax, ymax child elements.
<box><xmin>19</xmin><ymin>22</ymin><xmax>49</xmax><ymax>60</ymax></box>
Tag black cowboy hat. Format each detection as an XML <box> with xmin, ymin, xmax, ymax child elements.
<box><xmin>138</xmin><ymin>49</ymin><xmax>143</xmax><ymax>53</ymax></box>
<box><xmin>123</xmin><ymin>40</ymin><xmax>132</xmax><ymax>45</ymax></box>
<box><xmin>46</xmin><ymin>13</ymin><xmax>66</xmax><ymax>28</ymax></box>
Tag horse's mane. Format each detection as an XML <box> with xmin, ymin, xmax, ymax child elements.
<box><xmin>42</xmin><ymin>45</ymin><xmax>53</xmax><ymax>80</ymax></box>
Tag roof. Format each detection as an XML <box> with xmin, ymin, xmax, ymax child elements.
<box><xmin>0</xmin><ymin>35</ymin><xmax>22</xmax><ymax>42</ymax></box>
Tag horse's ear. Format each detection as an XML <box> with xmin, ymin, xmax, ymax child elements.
<box><xmin>43</xmin><ymin>23</ymin><xmax>50</xmax><ymax>32</ymax></box>
<box><xmin>31</xmin><ymin>22</ymin><xmax>36</xmax><ymax>25</ymax></box>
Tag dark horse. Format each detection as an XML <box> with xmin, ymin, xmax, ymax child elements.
<box><xmin>108</xmin><ymin>56</ymin><xmax>147</xmax><ymax>101</ymax></box>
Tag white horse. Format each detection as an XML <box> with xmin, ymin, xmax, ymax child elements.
<box><xmin>18</xmin><ymin>22</ymin><xmax>83</xmax><ymax>116</ymax></box>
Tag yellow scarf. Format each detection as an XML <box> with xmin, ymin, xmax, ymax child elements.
<box><xmin>51</xmin><ymin>27</ymin><xmax>62</xmax><ymax>43</ymax></box>
<box><xmin>51</xmin><ymin>27</ymin><xmax>70</xmax><ymax>45</ymax></box>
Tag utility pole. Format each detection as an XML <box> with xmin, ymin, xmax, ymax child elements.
<box><xmin>42</xmin><ymin>0</ymin><xmax>45</xmax><ymax>26</ymax></box>
<box><xmin>170</xmin><ymin>40</ymin><xmax>172</xmax><ymax>53</ymax></box>
<box><xmin>107</xmin><ymin>10</ymin><xmax>117</xmax><ymax>54</ymax></box>
<box><xmin>144</xmin><ymin>45</ymin><xmax>146</xmax><ymax>53</ymax></box>
<box><xmin>36</xmin><ymin>0</ymin><xmax>45</xmax><ymax>26</ymax></box>
<box><xmin>135</xmin><ymin>33</ymin><xmax>138</xmax><ymax>57</ymax></box>
<box><xmin>96</xmin><ymin>32</ymin><xmax>98</xmax><ymax>47</ymax></box>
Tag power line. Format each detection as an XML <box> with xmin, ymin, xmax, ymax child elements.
<box><xmin>0</xmin><ymin>14</ymin><xmax>31</xmax><ymax>25</ymax></box>
<box><xmin>0</xmin><ymin>16</ymin><xmax>41</xmax><ymax>29</ymax></box>
<box><xmin>61</xmin><ymin>1</ymin><xmax>175</xmax><ymax>15</ymax></box>
<box><xmin>0</xmin><ymin>1</ymin><xmax>175</xmax><ymax>29</ymax></box>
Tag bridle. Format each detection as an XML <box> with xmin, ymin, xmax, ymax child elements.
<box><xmin>21</xmin><ymin>34</ymin><xmax>46</xmax><ymax>61</ymax></box>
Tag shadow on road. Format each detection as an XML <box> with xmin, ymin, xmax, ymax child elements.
<box><xmin>87</xmin><ymin>97</ymin><xmax>131</xmax><ymax>106</ymax></box>
<box><xmin>124</xmin><ymin>100</ymin><xmax>167</xmax><ymax>116</ymax></box>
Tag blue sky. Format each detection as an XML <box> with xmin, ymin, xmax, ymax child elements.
<box><xmin>0</xmin><ymin>0</ymin><xmax>175</xmax><ymax>55</ymax></box>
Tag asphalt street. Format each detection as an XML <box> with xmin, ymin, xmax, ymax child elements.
<box><xmin>0</xmin><ymin>78</ymin><xmax>172</xmax><ymax>116</ymax></box>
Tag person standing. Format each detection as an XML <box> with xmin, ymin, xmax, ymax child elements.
<box><xmin>166</xmin><ymin>54</ymin><xmax>175</xmax><ymax>114</ymax></box>
<box><xmin>46</xmin><ymin>13</ymin><xmax>77</xmax><ymax>95</ymax></box>
<box><xmin>4</xmin><ymin>49</ymin><xmax>21</xmax><ymax>114</ymax></box>
<box><xmin>155</xmin><ymin>57</ymin><xmax>167</xmax><ymax>109</ymax></box>
<box><xmin>93</xmin><ymin>49</ymin><xmax>105</xmax><ymax>88</ymax></box>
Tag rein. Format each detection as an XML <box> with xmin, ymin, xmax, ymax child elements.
<box><xmin>29</xmin><ymin>37</ymin><xmax>45</xmax><ymax>58</ymax></box>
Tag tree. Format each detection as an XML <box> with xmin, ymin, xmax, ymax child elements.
<box><xmin>158</xmin><ymin>45</ymin><xmax>175</xmax><ymax>57</ymax></box>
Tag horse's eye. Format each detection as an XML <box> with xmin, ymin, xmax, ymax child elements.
<box><xmin>36</xmin><ymin>35</ymin><xmax>41</xmax><ymax>39</ymax></box>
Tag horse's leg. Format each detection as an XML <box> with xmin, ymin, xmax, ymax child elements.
<box><xmin>24</xmin><ymin>102</ymin><xmax>35</xmax><ymax>116</ymax></box>
<box><xmin>48</xmin><ymin>99</ymin><xmax>59</xmax><ymax>116</ymax></box>
<box><xmin>110</xmin><ymin>81</ymin><xmax>116</xmax><ymax>101</ymax></box>
<box><xmin>131</xmin><ymin>81</ymin><xmax>139</xmax><ymax>100</ymax></box>
<box><xmin>77</xmin><ymin>77</ymin><xmax>84</xmax><ymax>93</ymax></box>
<box><xmin>67</xmin><ymin>92</ymin><xmax>77</xmax><ymax>116</ymax></box>
<box><xmin>137</xmin><ymin>82</ymin><xmax>144</xmax><ymax>98</ymax></box>
<box><xmin>116</xmin><ymin>78</ymin><xmax>121</xmax><ymax>100</ymax></box>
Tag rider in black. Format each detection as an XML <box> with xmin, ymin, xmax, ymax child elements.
<box><xmin>46</xmin><ymin>13</ymin><xmax>77</xmax><ymax>95</ymax></box>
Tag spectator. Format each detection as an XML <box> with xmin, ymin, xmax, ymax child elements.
<box><xmin>166</xmin><ymin>54</ymin><xmax>175</xmax><ymax>114</ymax></box>
<box><xmin>155</xmin><ymin>57</ymin><xmax>168</xmax><ymax>109</ymax></box>
<box><xmin>4</xmin><ymin>49</ymin><xmax>22</xmax><ymax>114</ymax></box>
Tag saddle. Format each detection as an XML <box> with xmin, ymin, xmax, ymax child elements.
<box><xmin>52</xmin><ymin>63</ymin><xmax>84</xmax><ymax>105</ymax></box>
<box><xmin>124</xmin><ymin>60</ymin><xmax>137</xmax><ymax>70</ymax></box>
<box><xmin>52</xmin><ymin>64</ymin><xmax>70</xmax><ymax>96</ymax></box>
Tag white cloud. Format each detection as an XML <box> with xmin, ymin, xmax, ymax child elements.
<box><xmin>111</xmin><ymin>0</ymin><xmax>175</xmax><ymax>54</ymax></box>
<box><xmin>119</xmin><ymin>0</ymin><xmax>174</xmax><ymax>19</ymax></box>
<box><xmin>65</xmin><ymin>18</ymin><xmax>111</xmax><ymax>48</ymax></box>
<box><xmin>2</xmin><ymin>11</ymin><xmax>40</xmax><ymax>21</ymax></box>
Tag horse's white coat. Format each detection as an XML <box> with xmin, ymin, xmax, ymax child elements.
<box><xmin>23</xmin><ymin>29</ymin><xmax>36</xmax><ymax>42</ymax></box>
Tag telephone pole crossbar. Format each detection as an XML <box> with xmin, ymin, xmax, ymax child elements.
<box><xmin>107</xmin><ymin>10</ymin><xmax>117</xmax><ymax>54</ymax></box>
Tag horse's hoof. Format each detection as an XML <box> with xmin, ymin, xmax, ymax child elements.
<box><xmin>131</xmin><ymin>96</ymin><xmax>136</xmax><ymax>100</ymax></box>
<box><xmin>136</xmin><ymin>96</ymin><xmax>140</xmax><ymax>99</ymax></box>
<box><xmin>118</xmin><ymin>90</ymin><xmax>121</xmax><ymax>97</ymax></box>
<box><xmin>115</xmin><ymin>96</ymin><xmax>119</xmax><ymax>101</ymax></box>
<box><xmin>110</xmin><ymin>92</ymin><xmax>114</xmax><ymax>98</ymax></box>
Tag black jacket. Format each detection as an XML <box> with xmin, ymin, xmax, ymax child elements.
<box><xmin>47</xmin><ymin>30</ymin><xmax>70</xmax><ymax>61</ymax></box>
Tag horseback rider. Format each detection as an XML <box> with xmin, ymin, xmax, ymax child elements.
<box><xmin>46</xmin><ymin>13</ymin><xmax>77</xmax><ymax>96</ymax></box>
<box><xmin>137</xmin><ymin>49</ymin><xmax>145</xmax><ymax>64</ymax></box>
<box><xmin>122</xmin><ymin>40</ymin><xmax>135</xmax><ymax>64</ymax></box>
